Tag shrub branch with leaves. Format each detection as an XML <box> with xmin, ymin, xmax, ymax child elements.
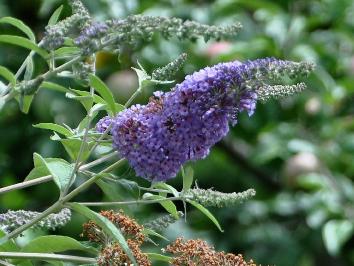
<box><xmin>0</xmin><ymin>0</ymin><xmax>314</xmax><ymax>265</ymax></box>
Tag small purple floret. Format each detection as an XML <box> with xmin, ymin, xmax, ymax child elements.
<box><xmin>96</xmin><ymin>116</ymin><xmax>112</xmax><ymax>133</ymax></box>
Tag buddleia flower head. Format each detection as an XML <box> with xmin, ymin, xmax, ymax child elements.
<box><xmin>98</xmin><ymin>58</ymin><xmax>314</xmax><ymax>181</ymax></box>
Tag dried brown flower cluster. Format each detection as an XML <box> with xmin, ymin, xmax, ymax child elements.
<box><xmin>98</xmin><ymin>240</ymin><xmax>151</xmax><ymax>266</ymax></box>
<box><xmin>82</xmin><ymin>210</ymin><xmax>259</xmax><ymax>266</ymax></box>
<box><xmin>165</xmin><ymin>238</ymin><xmax>257</xmax><ymax>266</ymax></box>
<box><xmin>82</xmin><ymin>210</ymin><xmax>151</xmax><ymax>266</ymax></box>
<box><xmin>100</xmin><ymin>210</ymin><xmax>145</xmax><ymax>245</ymax></box>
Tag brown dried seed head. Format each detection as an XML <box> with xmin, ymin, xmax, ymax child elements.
<box><xmin>166</xmin><ymin>238</ymin><xmax>258</xmax><ymax>266</ymax></box>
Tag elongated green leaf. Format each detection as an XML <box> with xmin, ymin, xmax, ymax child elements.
<box><xmin>69</xmin><ymin>203</ymin><xmax>137</xmax><ymax>265</ymax></box>
<box><xmin>54</xmin><ymin>47</ymin><xmax>80</xmax><ymax>58</ymax></box>
<box><xmin>182</xmin><ymin>166</ymin><xmax>194</xmax><ymax>191</ymax></box>
<box><xmin>153</xmin><ymin>182</ymin><xmax>179</xmax><ymax>197</ymax></box>
<box><xmin>142</xmin><ymin>228</ymin><xmax>169</xmax><ymax>241</ymax></box>
<box><xmin>115</xmin><ymin>103</ymin><xmax>125</xmax><ymax>113</ymax></box>
<box><xmin>0</xmin><ymin>229</ymin><xmax>18</xmax><ymax>252</ymax></box>
<box><xmin>16</xmin><ymin>94</ymin><xmax>34</xmax><ymax>114</ymax></box>
<box><xmin>323</xmin><ymin>220</ymin><xmax>354</xmax><ymax>256</ymax></box>
<box><xmin>24</xmin><ymin>57</ymin><xmax>34</xmax><ymax>80</ymax></box>
<box><xmin>89</xmin><ymin>74</ymin><xmax>117</xmax><ymax>114</ymax></box>
<box><xmin>0</xmin><ymin>98</ymin><xmax>5</xmax><ymax>111</ymax></box>
<box><xmin>0</xmin><ymin>35</ymin><xmax>49</xmax><ymax>59</ymax></box>
<box><xmin>65</xmin><ymin>92</ymin><xmax>93</xmax><ymax>112</ymax></box>
<box><xmin>0</xmin><ymin>17</ymin><xmax>36</xmax><ymax>41</ymax></box>
<box><xmin>69</xmin><ymin>89</ymin><xmax>105</xmax><ymax>104</ymax></box>
<box><xmin>21</xmin><ymin>235</ymin><xmax>97</xmax><ymax>254</ymax></box>
<box><xmin>0</xmin><ymin>230</ymin><xmax>33</xmax><ymax>266</ymax></box>
<box><xmin>187</xmin><ymin>199</ymin><xmax>224</xmax><ymax>232</ymax></box>
<box><xmin>25</xmin><ymin>164</ymin><xmax>49</xmax><ymax>181</ymax></box>
<box><xmin>48</xmin><ymin>5</ymin><xmax>64</xmax><ymax>26</ymax></box>
<box><xmin>146</xmin><ymin>253</ymin><xmax>172</xmax><ymax>263</ymax></box>
<box><xmin>0</xmin><ymin>66</ymin><xmax>16</xmax><ymax>87</ymax></box>
<box><xmin>143</xmin><ymin>194</ymin><xmax>179</xmax><ymax>219</ymax></box>
<box><xmin>40</xmin><ymin>81</ymin><xmax>70</xmax><ymax>93</ymax></box>
<box><xmin>59</xmin><ymin>138</ymin><xmax>94</xmax><ymax>161</ymax></box>
<box><xmin>33</xmin><ymin>153</ymin><xmax>75</xmax><ymax>192</ymax></box>
<box><xmin>33</xmin><ymin>123</ymin><xmax>73</xmax><ymax>137</ymax></box>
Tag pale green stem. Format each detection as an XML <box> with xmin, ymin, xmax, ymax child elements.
<box><xmin>0</xmin><ymin>252</ymin><xmax>96</xmax><ymax>264</ymax></box>
<box><xmin>0</xmin><ymin>158</ymin><xmax>126</xmax><ymax>243</ymax></box>
<box><xmin>62</xmin><ymin>55</ymin><xmax>96</xmax><ymax>197</ymax></box>
<box><xmin>2</xmin><ymin>55</ymin><xmax>83</xmax><ymax>104</ymax></box>
<box><xmin>138</xmin><ymin>186</ymin><xmax>172</xmax><ymax>194</ymax></box>
<box><xmin>124</xmin><ymin>88</ymin><xmax>142</xmax><ymax>108</ymax></box>
<box><xmin>89</xmin><ymin>122</ymin><xmax>113</xmax><ymax>154</ymax></box>
<box><xmin>77</xmin><ymin>196</ymin><xmax>192</xmax><ymax>206</ymax></box>
<box><xmin>0</xmin><ymin>151</ymin><xmax>118</xmax><ymax>195</ymax></box>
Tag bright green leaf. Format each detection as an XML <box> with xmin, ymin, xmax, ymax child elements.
<box><xmin>33</xmin><ymin>153</ymin><xmax>75</xmax><ymax>192</ymax></box>
<box><xmin>0</xmin><ymin>98</ymin><xmax>5</xmax><ymax>111</ymax></box>
<box><xmin>24</xmin><ymin>57</ymin><xmax>34</xmax><ymax>80</ymax></box>
<box><xmin>59</xmin><ymin>138</ymin><xmax>94</xmax><ymax>161</ymax></box>
<box><xmin>48</xmin><ymin>5</ymin><xmax>64</xmax><ymax>26</ymax></box>
<box><xmin>0</xmin><ymin>229</ymin><xmax>19</xmax><ymax>252</ymax></box>
<box><xmin>153</xmin><ymin>182</ymin><xmax>179</xmax><ymax>197</ymax></box>
<box><xmin>182</xmin><ymin>166</ymin><xmax>194</xmax><ymax>191</ymax></box>
<box><xmin>54</xmin><ymin>47</ymin><xmax>80</xmax><ymax>58</ymax></box>
<box><xmin>89</xmin><ymin>74</ymin><xmax>117</xmax><ymax>115</ymax></box>
<box><xmin>0</xmin><ymin>66</ymin><xmax>16</xmax><ymax>87</ymax></box>
<box><xmin>40</xmin><ymin>81</ymin><xmax>70</xmax><ymax>93</ymax></box>
<box><xmin>323</xmin><ymin>220</ymin><xmax>354</xmax><ymax>256</ymax></box>
<box><xmin>187</xmin><ymin>199</ymin><xmax>224</xmax><ymax>232</ymax></box>
<box><xmin>0</xmin><ymin>35</ymin><xmax>49</xmax><ymax>59</ymax></box>
<box><xmin>68</xmin><ymin>203</ymin><xmax>137</xmax><ymax>265</ymax></box>
<box><xmin>146</xmin><ymin>253</ymin><xmax>172</xmax><ymax>263</ymax></box>
<box><xmin>143</xmin><ymin>194</ymin><xmax>179</xmax><ymax>219</ymax></box>
<box><xmin>69</xmin><ymin>89</ymin><xmax>106</xmax><ymax>105</ymax></box>
<box><xmin>16</xmin><ymin>94</ymin><xmax>34</xmax><ymax>114</ymax></box>
<box><xmin>115</xmin><ymin>103</ymin><xmax>125</xmax><ymax>113</ymax></box>
<box><xmin>142</xmin><ymin>228</ymin><xmax>169</xmax><ymax>241</ymax></box>
<box><xmin>33</xmin><ymin>123</ymin><xmax>73</xmax><ymax>137</ymax></box>
<box><xmin>21</xmin><ymin>235</ymin><xmax>97</xmax><ymax>255</ymax></box>
<box><xmin>0</xmin><ymin>17</ymin><xmax>36</xmax><ymax>42</ymax></box>
<box><xmin>65</xmin><ymin>92</ymin><xmax>93</xmax><ymax>112</ymax></box>
<box><xmin>0</xmin><ymin>230</ymin><xmax>33</xmax><ymax>266</ymax></box>
<box><xmin>24</xmin><ymin>164</ymin><xmax>49</xmax><ymax>181</ymax></box>
<box><xmin>96</xmin><ymin>179</ymin><xmax>125</xmax><ymax>201</ymax></box>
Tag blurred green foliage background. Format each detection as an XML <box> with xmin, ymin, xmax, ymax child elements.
<box><xmin>1</xmin><ymin>0</ymin><xmax>354</xmax><ymax>265</ymax></box>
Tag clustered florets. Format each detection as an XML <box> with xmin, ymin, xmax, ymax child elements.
<box><xmin>82</xmin><ymin>210</ymin><xmax>151</xmax><ymax>266</ymax></box>
<box><xmin>42</xmin><ymin>0</ymin><xmax>91</xmax><ymax>50</ymax></box>
<box><xmin>152</xmin><ymin>53</ymin><xmax>188</xmax><ymax>81</ymax></box>
<box><xmin>165</xmin><ymin>237</ymin><xmax>257</xmax><ymax>266</ymax></box>
<box><xmin>143</xmin><ymin>211</ymin><xmax>184</xmax><ymax>231</ymax></box>
<box><xmin>74</xmin><ymin>21</ymin><xmax>109</xmax><ymax>55</ymax></box>
<box><xmin>97</xmin><ymin>57</ymin><xmax>314</xmax><ymax>181</ymax></box>
<box><xmin>0</xmin><ymin>208</ymin><xmax>71</xmax><ymax>233</ymax></box>
<box><xmin>184</xmin><ymin>188</ymin><xmax>256</xmax><ymax>208</ymax></box>
<box><xmin>82</xmin><ymin>210</ymin><xmax>145</xmax><ymax>245</ymax></box>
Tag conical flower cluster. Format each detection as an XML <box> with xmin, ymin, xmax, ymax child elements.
<box><xmin>97</xmin><ymin>58</ymin><xmax>314</xmax><ymax>181</ymax></box>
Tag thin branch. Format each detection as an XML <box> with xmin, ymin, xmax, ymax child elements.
<box><xmin>62</xmin><ymin>55</ymin><xmax>96</xmax><ymax>196</ymax></box>
<box><xmin>0</xmin><ymin>158</ymin><xmax>126</xmax><ymax>242</ymax></box>
<box><xmin>0</xmin><ymin>175</ymin><xmax>52</xmax><ymax>195</ymax></box>
<box><xmin>0</xmin><ymin>151</ymin><xmax>118</xmax><ymax>195</ymax></box>
<box><xmin>0</xmin><ymin>252</ymin><xmax>96</xmax><ymax>264</ymax></box>
<box><xmin>76</xmin><ymin>196</ymin><xmax>186</xmax><ymax>206</ymax></box>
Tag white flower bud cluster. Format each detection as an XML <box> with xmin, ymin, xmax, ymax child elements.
<box><xmin>0</xmin><ymin>208</ymin><xmax>71</xmax><ymax>233</ymax></box>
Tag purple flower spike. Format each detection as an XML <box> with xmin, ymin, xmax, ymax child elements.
<box><xmin>98</xmin><ymin>57</ymin><xmax>310</xmax><ymax>181</ymax></box>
